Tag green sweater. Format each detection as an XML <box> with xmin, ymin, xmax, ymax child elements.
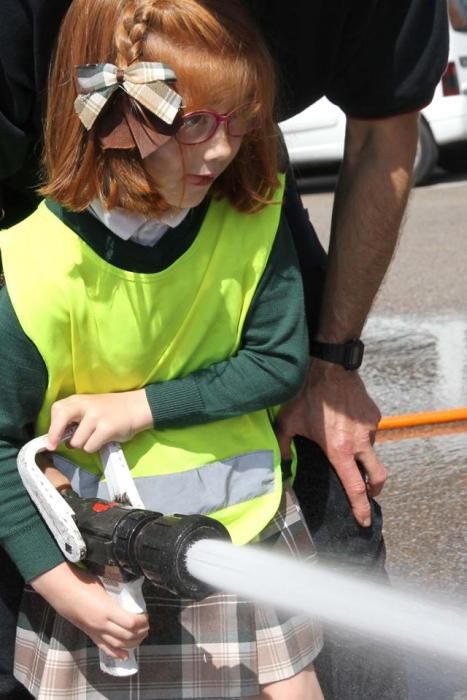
<box><xmin>0</xmin><ymin>198</ymin><xmax>308</xmax><ymax>581</ymax></box>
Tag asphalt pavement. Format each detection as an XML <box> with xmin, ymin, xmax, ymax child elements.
<box><xmin>300</xmin><ymin>170</ymin><xmax>467</xmax><ymax>315</ymax></box>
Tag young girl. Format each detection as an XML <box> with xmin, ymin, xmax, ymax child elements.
<box><xmin>0</xmin><ymin>0</ymin><xmax>324</xmax><ymax>697</ymax></box>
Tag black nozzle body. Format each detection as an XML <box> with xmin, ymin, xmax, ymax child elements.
<box><xmin>61</xmin><ymin>489</ymin><xmax>230</xmax><ymax>598</ymax></box>
<box><xmin>128</xmin><ymin>513</ymin><xmax>229</xmax><ymax>598</ymax></box>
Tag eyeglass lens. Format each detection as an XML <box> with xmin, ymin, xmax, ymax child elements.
<box><xmin>176</xmin><ymin>105</ymin><xmax>257</xmax><ymax>145</ymax></box>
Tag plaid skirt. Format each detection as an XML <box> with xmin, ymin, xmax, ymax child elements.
<box><xmin>15</xmin><ymin>486</ymin><xmax>322</xmax><ymax>699</ymax></box>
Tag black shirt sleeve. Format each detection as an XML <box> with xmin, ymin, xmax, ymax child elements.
<box><xmin>250</xmin><ymin>0</ymin><xmax>449</xmax><ymax>120</ymax></box>
<box><xmin>326</xmin><ymin>0</ymin><xmax>450</xmax><ymax>119</ymax></box>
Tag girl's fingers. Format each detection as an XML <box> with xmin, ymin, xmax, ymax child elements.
<box><xmin>82</xmin><ymin>427</ymin><xmax>113</xmax><ymax>454</ymax></box>
<box><xmin>47</xmin><ymin>405</ymin><xmax>78</xmax><ymax>449</ymax></box>
<box><xmin>48</xmin><ymin>397</ymin><xmax>84</xmax><ymax>449</ymax></box>
<box><xmin>67</xmin><ymin>416</ymin><xmax>96</xmax><ymax>449</ymax></box>
<box><xmin>100</xmin><ymin>632</ymin><xmax>134</xmax><ymax>651</ymax></box>
<box><xmin>102</xmin><ymin>618</ymin><xmax>149</xmax><ymax>646</ymax></box>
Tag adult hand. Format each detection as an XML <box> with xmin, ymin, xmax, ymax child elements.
<box><xmin>31</xmin><ymin>562</ymin><xmax>149</xmax><ymax>659</ymax></box>
<box><xmin>47</xmin><ymin>390</ymin><xmax>153</xmax><ymax>453</ymax></box>
<box><xmin>275</xmin><ymin>359</ymin><xmax>387</xmax><ymax>527</ymax></box>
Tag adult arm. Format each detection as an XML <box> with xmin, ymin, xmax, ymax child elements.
<box><xmin>268</xmin><ymin>0</ymin><xmax>448</xmax><ymax>524</ymax></box>
<box><xmin>276</xmin><ymin>112</ymin><xmax>419</xmax><ymax>527</ymax></box>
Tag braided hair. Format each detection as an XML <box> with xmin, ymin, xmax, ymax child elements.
<box><xmin>115</xmin><ymin>1</ymin><xmax>156</xmax><ymax>67</ymax></box>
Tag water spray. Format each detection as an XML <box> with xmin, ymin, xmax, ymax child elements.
<box><xmin>186</xmin><ymin>538</ymin><xmax>467</xmax><ymax>664</ymax></box>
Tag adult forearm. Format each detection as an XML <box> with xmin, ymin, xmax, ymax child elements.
<box><xmin>317</xmin><ymin>112</ymin><xmax>418</xmax><ymax>341</ymax></box>
<box><xmin>277</xmin><ymin>113</ymin><xmax>419</xmax><ymax>525</ymax></box>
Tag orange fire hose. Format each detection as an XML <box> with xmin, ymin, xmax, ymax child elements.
<box><xmin>376</xmin><ymin>407</ymin><xmax>467</xmax><ymax>442</ymax></box>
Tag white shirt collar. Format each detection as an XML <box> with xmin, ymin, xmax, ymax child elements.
<box><xmin>88</xmin><ymin>200</ymin><xmax>190</xmax><ymax>247</ymax></box>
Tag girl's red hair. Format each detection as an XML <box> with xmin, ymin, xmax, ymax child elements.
<box><xmin>41</xmin><ymin>0</ymin><xmax>281</xmax><ymax>215</ymax></box>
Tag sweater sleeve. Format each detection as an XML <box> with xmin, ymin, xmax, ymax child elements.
<box><xmin>0</xmin><ymin>286</ymin><xmax>64</xmax><ymax>582</ymax></box>
<box><xmin>145</xmin><ymin>212</ymin><xmax>309</xmax><ymax>427</ymax></box>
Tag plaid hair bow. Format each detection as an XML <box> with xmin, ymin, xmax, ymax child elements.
<box><xmin>74</xmin><ymin>62</ymin><xmax>182</xmax><ymax>131</ymax></box>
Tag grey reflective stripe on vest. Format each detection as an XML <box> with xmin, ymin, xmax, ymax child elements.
<box><xmin>52</xmin><ymin>450</ymin><xmax>275</xmax><ymax>515</ymax></box>
<box><xmin>51</xmin><ymin>454</ymin><xmax>102</xmax><ymax>497</ymax></box>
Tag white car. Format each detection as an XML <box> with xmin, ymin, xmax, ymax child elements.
<box><xmin>279</xmin><ymin>0</ymin><xmax>467</xmax><ymax>184</ymax></box>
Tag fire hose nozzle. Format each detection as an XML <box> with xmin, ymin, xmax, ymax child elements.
<box><xmin>61</xmin><ymin>490</ymin><xmax>231</xmax><ymax>599</ymax></box>
<box><xmin>122</xmin><ymin>512</ymin><xmax>230</xmax><ymax>599</ymax></box>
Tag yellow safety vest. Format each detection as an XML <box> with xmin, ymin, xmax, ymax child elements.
<box><xmin>2</xmin><ymin>183</ymin><xmax>286</xmax><ymax>544</ymax></box>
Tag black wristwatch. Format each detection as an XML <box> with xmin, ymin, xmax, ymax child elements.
<box><xmin>309</xmin><ymin>338</ymin><xmax>364</xmax><ymax>371</ymax></box>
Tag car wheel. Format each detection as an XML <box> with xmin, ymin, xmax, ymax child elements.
<box><xmin>413</xmin><ymin>117</ymin><xmax>438</xmax><ymax>185</ymax></box>
<box><xmin>438</xmin><ymin>142</ymin><xmax>467</xmax><ymax>174</ymax></box>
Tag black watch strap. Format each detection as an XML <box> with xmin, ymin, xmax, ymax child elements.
<box><xmin>309</xmin><ymin>338</ymin><xmax>364</xmax><ymax>371</ymax></box>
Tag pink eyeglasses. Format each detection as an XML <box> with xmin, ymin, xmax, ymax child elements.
<box><xmin>175</xmin><ymin>104</ymin><xmax>258</xmax><ymax>145</ymax></box>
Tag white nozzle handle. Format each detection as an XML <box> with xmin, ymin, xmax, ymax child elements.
<box><xmin>16</xmin><ymin>434</ymin><xmax>86</xmax><ymax>561</ymax></box>
<box><xmin>97</xmin><ymin>576</ymin><xmax>146</xmax><ymax>677</ymax></box>
<box><xmin>100</xmin><ymin>441</ymin><xmax>145</xmax><ymax>508</ymax></box>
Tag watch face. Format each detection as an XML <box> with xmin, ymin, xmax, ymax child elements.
<box><xmin>309</xmin><ymin>338</ymin><xmax>364</xmax><ymax>370</ymax></box>
<box><xmin>343</xmin><ymin>339</ymin><xmax>364</xmax><ymax>370</ymax></box>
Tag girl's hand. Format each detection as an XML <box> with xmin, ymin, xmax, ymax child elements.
<box><xmin>46</xmin><ymin>390</ymin><xmax>153</xmax><ymax>453</ymax></box>
<box><xmin>31</xmin><ymin>563</ymin><xmax>149</xmax><ymax>659</ymax></box>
